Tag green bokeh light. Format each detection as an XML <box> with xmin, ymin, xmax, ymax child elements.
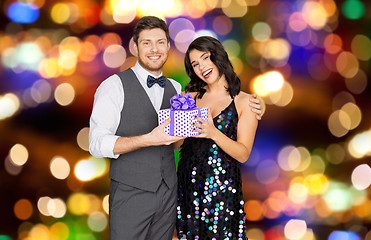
<box><xmin>342</xmin><ymin>0</ymin><xmax>365</xmax><ymax>19</ymax></box>
<box><xmin>0</xmin><ymin>236</ymin><xmax>12</xmax><ymax>240</ymax></box>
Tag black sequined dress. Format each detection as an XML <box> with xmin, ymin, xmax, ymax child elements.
<box><xmin>176</xmin><ymin>100</ymin><xmax>247</xmax><ymax>240</ymax></box>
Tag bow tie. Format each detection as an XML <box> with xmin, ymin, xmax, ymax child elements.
<box><xmin>147</xmin><ymin>75</ymin><xmax>167</xmax><ymax>88</ymax></box>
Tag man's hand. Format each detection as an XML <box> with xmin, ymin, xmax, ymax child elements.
<box><xmin>249</xmin><ymin>93</ymin><xmax>264</xmax><ymax>120</ymax></box>
<box><xmin>149</xmin><ymin>118</ymin><xmax>185</xmax><ymax>146</ymax></box>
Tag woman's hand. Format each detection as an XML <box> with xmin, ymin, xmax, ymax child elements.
<box><xmin>192</xmin><ymin>108</ymin><xmax>218</xmax><ymax>139</ymax></box>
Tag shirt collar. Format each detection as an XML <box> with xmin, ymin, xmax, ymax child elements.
<box><xmin>132</xmin><ymin>61</ymin><xmax>163</xmax><ymax>83</ymax></box>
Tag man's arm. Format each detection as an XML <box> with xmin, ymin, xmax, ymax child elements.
<box><xmin>89</xmin><ymin>75</ymin><xmax>123</xmax><ymax>159</ymax></box>
<box><xmin>113</xmin><ymin>118</ymin><xmax>184</xmax><ymax>155</ymax></box>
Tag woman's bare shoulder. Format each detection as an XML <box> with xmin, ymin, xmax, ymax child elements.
<box><xmin>183</xmin><ymin>91</ymin><xmax>198</xmax><ymax>98</ymax></box>
<box><xmin>235</xmin><ymin>91</ymin><xmax>252</xmax><ymax>104</ymax></box>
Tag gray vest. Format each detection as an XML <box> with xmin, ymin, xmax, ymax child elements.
<box><xmin>109</xmin><ymin>68</ymin><xmax>177</xmax><ymax>192</ymax></box>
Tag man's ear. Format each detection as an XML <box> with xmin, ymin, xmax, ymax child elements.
<box><xmin>133</xmin><ymin>41</ymin><xmax>138</xmax><ymax>57</ymax></box>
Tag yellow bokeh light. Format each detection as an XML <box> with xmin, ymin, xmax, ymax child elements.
<box><xmin>302</xmin><ymin>155</ymin><xmax>326</xmax><ymax>176</ymax></box>
<box><xmin>113</xmin><ymin>4</ymin><xmax>136</xmax><ymax>24</ymax></box>
<box><xmin>54</xmin><ymin>83</ymin><xmax>75</xmax><ymax>106</ymax></box>
<box><xmin>50</xmin><ymin>222</ymin><xmax>69</xmax><ymax>240</ymax></box>
<box><xmin>48</xmin><ymin>198</ymin><xmax>67</xmax><ymax>218</ymax></box>
<box><xmin>74</xmin><ymin>160</ymin><xmax>95</xmax><ymax>181</ymax></box>
<box><xmin>185</xmin><ymin>0</ymin><xmax>207</xmax><ymax>19</ymax></box>
<box><xmin>38</xmin><ymin>196</ymin><xmax>52</xmax><ymax>216</ymax></box>
<box><xmin>348</xmin><ymin>130</ymin><xmax>371</xmax><ymax>159</ymax></box>
<box><xmin>51</xmin><ymin>3</ymin><xmax>71</xmax><ymax>24</ymax></box>
<box><xmin>284</xmin><ymin>219</ymin><xmax>307</xmax><ymax>240</ymax></box>
<box><xmin>246</xmin><ymin>228</ymin><xmax>264</xmax><ymax>240</ymax></box>
<box><xmin>67</xmin><ymin>192</ymin><xmax>90</xmax><ymax>215</ymax></box>
<box><xmin>9</xmin><ymin>144</ymin><xmax>29</xmax><ymax>166</ymax></box>
<box><xmin>28</xmin><ymin>224</ymin><xmax>49</xmax><ymax>239</ymax></box>
<box><xmin>303</xmin><ymin>174</ymin><xmax>329</xmax><ymax>195</ymax></box>
<box><xmin>59</xmin><ymin>36</ymin><xmax>81</xmax><ymax>54</ymax></box>
<box><xmin>59</xmin><ymin>49</ymin><xmax>78</xmax><ymax>70</ymax></box>
<box><xmin>74</xmin><ymin>157</ymin><xmax>108</xmax><ymax>182</ymax></box>
<box><xmin>328</xmin><ymin>110</ymin><xmax>349</xmax><ymax>138</ymax></box>
<box><xmin>251</xmin><ymin>71</ymin><xmax>285</xmax><ymax>98</ymax></box>
<box><xmin>77</xmin><ymin>127</ymin><xmax>90</xmax><ymax>151</ymax></box>
<box><xmin>38</xmin><ymin>58</ymin><xmax>62</xmax><ymax>79</ymax></box>
<box><xmin>222</xmin><ymin>0</ymin><xmax>248</xmax><ymax>18</ymax></box>
<box><xmin>263</xmin><ymin>39</ymin><xmax>291</xmax><ymax>60</ymax></box>
<box><xmin>50</xmin><ymin>156</ymin><xmax>70</xmax><ymax>180</ymax></box>
<box><xmin>288</xmin><ymin>182</ymin><xmax>308</xmax><ymax>204</ymax></box>
<box><xmin>351</xmin><ymin>34</ymin><xmax>371</xmax><ymax>61</ymax></box>
<box><xmin>0</xmin><ymin>93</ymin><xmax>20</xmax><ymax>120</ymax></box>
<box><xmin>230</xmin><ymin>57</ymin><xmax>243</xmax><ymax>76</ymax></box>
<box><xmin>340</xmin><ymin>102</ymin><xmax>362</xmax><ymax>130</ymax></box>
<box><xmin>336</xmin><ymin>51</ymin><xmax>359</xmax><ymax>78</ymax></box>
<box><xmin>268</xmin><ymin>81</ymin><xmax>294</xmax><ymax>107</ymax></box>
<box><xmin>103</xmin><ymin>195</ymin><xmax>109</xmax><ymax>214</ymax></box>
<box><xmin>302</xmin><ymin>1</ymin><xmax>328</xmax><ymax>30</ymax></box>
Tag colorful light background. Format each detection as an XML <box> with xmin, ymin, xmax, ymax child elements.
<box><xmin>0</xmin><ymin>0</ymin><xmax>371</xmax><ymax>239</ymax></box>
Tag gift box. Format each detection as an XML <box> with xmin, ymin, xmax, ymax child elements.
<box><xmin>158</xmin><ymin>94</ymin><xmax>208</xmax><ymax>137</ymax></box>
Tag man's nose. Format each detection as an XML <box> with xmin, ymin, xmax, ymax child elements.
<box><xmin>151</xmin><ymin>43</ymin><xmax>159</xmax><ymax>52</ymax></box>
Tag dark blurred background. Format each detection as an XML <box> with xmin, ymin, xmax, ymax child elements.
<box><xmin>0</xmin><ymin>0</ymin><xmax>370</xmax><ymax>239</ymax></box>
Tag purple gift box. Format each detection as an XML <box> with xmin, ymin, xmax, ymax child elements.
<box><xmin>158</xmin><ymin>94</ymin><xmax>208</xmax><ymax>137</ymax></box>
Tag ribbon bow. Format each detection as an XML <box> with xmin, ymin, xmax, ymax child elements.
<box><xmin>147</xmin><ymin>75</ymin><xmax>167</xmax><ymax>88</ymax></box>
<box><xmin>170</xmin><ymin>94</ymin><xmax>196</xmax><ymax>110</ymax></box>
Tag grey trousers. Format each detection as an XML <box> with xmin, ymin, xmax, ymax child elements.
<box><xmin>109</xmin><ymin>179</ymin><xmax>177</xmax><ymax>240</ymax></box>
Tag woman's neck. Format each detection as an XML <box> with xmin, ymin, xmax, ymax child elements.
<box><xmin>205</xmin><ymin>74</ymin><xmax>228</xmax><ymax>94</ymax></box>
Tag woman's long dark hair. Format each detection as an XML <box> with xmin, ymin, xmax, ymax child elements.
<box><xmin>184</xmin><ymin>36</ymin><xmax>241</xmax><ymax>99</ymax></box>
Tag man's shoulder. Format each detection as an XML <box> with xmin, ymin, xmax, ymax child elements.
<box><xmin>97</xmin><ymin>73</ymin><xmax>122</xmax><ymax>90</ymax></box>
<box><xmin>167</xmin><ymin>78</ymin><xmax>182</xmax><ymax>93</ymax></box>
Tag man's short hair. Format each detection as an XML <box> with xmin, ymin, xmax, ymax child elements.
<box><xmin>133</xmin><ymin>16</ymin><xmax>169</xmax><ymax>45</ymax></box>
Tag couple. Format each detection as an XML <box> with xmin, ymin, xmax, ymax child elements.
<box><xmin>89</xmin><ymin>16</ymin><xmax>261</xmax><ymax>240</ymax></box>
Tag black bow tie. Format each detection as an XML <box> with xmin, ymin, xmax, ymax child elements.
<box><xmin>147</xmin><ymin>75</ymin><xmax>167</xmax><ymax>88</ymax></box>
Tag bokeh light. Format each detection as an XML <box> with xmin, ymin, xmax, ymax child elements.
<box><xmin>50</xmin><ymin>156</ymin><xmax>71</xmax><ymax>180</ymax></box>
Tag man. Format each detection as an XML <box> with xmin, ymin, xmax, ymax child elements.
<box><xmin>89</xmin><ymin>16</ymin><xmax>262</xmax><ymax>240</ymax></box>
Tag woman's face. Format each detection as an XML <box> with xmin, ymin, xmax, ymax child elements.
<box><xmin>189</xmin><ymin>49</ymin><xmax>220</xmax><ymax>85</ymax></box>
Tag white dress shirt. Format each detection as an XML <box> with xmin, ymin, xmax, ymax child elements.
<box><xmin>89</xmin><ymin>62</ymin><xmax>182</xmax><ymax>159</ymax></box>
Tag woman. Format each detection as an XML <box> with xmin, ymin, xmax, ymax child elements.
<box><xmin>175</xmin><ymin>36</ymin><xmax>259</xmax><ymax>240</ymax></box>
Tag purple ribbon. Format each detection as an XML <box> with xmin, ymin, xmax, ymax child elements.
<box><xmin>169</xmin><ymin>94</ymin><xmax>201</xmax><ymax>135</ymax></box>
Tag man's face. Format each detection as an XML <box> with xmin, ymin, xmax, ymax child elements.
<box><xmin>134</xmin><ymin>28</ymin><xmax>170</xmax><ymax>76</ymax></box>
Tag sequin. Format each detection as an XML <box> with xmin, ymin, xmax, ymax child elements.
<box><xmin>177</xmin><ymin>100</ymin><xmax>247</xmax><ymax>239</ymax></box>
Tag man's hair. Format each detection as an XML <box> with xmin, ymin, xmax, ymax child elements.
<box><xmin>133</xmin><ymin>16</ymin><xmax>169</xmax><ymax>45</ymax></box>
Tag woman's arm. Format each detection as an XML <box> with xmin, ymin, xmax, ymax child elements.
<box><xmin>193</xmin><ymin>93</ymin><xmax>258</xmax><ymax>163</ymax></box>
